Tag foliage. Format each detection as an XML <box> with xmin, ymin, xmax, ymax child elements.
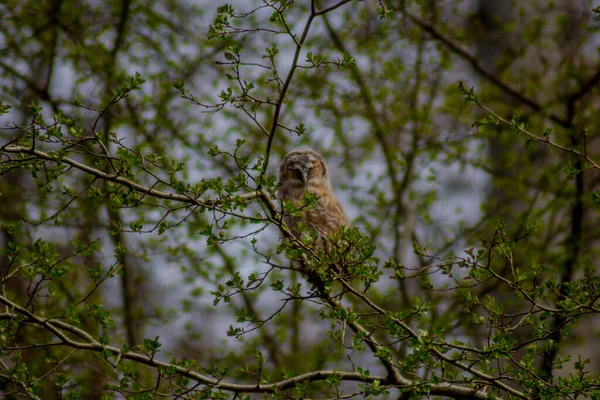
<box><xmin>0</xmin><ymin>0</ymin><xmax>599</xmax><ymax>399</ymax></box>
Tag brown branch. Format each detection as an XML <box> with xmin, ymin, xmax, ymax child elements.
<box><xmin>260</xmin><ymin>0</ymin><xmax>353</xmax><ymax>185</ymax></box>
<box><xmin>566</xmin><ymin>66</ymin><xmax>600</xmax><ymax>107</ymax></box>
<box><xmin>0</xmin><ymin>303</ymin><xmax>500</xmax><ymax>399</ymax></box>
<box><xmin>322</xmin><ymin>13</ymin><xmax>414</xmax><ymax>307</ymax></box>
<box><xmin>213</xmin><ymin>242</ymin><xmax>285</xmax><ymax>368</ymax></box>
<box><xmin>94</xmin><ymin>0</ymin><xmax>134</xmax><ymax>350</ymax></box>
<box><xmin>0</xmin><ymin>145</ymin><xmax>263</xmax><ymax>206</ymax></box>
<box><xmin>255</xmin><ymin>187</ymin><xmax>499</xmax><ymax>398</ymax></box>
<box><xmin>314</xmin><ymin>0</ymin><xmax>354</xmax><ymax>16</ymax></box>
<box><xmin>0</xmin><ymin>358</ymin><xmax>43</xmax><ymax>400</ymax></box>
<box><xmin>398</xmin><ymin>5</ymin><xmax>570</xmax><ymax>128</ymax></box>
<box><xmin>335</xmin><ymin>278</ymin><xmax>527</xmax><ymax>399</ymax></box>
<box><xmin>477</xmin><ymin>105</ymin><xmax>600</xmax><ymax>171</ymax></box>
<box><xmin>540</xmin><ymin>131</ymin><xmax>585</xmax><ymax>382</ymax></box>
<box><xmin>0</xmin><ymin>305</ymin><xmax>386</xmax><ymax>393</ymax></box>
<box><xmin>260</xmin><ymin>4</ymin><xmax>316</xmax><ymax>181</ymax></box>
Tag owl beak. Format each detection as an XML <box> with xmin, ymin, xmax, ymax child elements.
<box><xmin>301</xmin><ymin>170</ymin><xmax>307</xmax><ymax>184</ymax></box>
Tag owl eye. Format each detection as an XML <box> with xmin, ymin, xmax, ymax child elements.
<box><xmin>287</xmin><ymin>168</ymin><xmax>302</xmax><ymax>180</ymax></box>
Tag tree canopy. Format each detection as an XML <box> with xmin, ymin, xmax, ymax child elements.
<box><xmin>1</xmin><ymin>0</ymin><xmax>600</xmax><ymax>399</ymax></box>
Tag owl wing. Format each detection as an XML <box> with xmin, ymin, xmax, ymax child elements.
<box><xmin>304</xmin><ymin>194</ymin><xmax>349</xmax><ymax>249</ymax></box>
<box><xmin>282</xmin><ymin>213</ymin><xmax>303</xmax><ymax>238</ymax></box>
<box><xmin>281</xmin><ymin>190</ymin><xmax>350</xmax><ymax>291</ymax></box>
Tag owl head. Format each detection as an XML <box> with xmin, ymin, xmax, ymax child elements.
<box><xmin>278</xmin><ymin>148</ymin><xmax>330</xmax><ymax>188</ymax></box>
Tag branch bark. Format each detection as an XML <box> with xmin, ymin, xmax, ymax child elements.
<box><xmin>0</xmin><ymin>303</ymin><xmax>499</xmax><ymax>399</ymax></box>
<box><xmin>0</xmin><ymin>145</ymin><xmax>263</xmax><ymax>207</ymax></box>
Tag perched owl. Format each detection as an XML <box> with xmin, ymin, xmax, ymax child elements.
<box><xmin>277</xmin><ymin>148</ymin><xmax>349</xmax><ymax>252</ymax></box>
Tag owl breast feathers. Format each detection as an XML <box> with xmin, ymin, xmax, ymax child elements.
<box><xmin>277</xmin><ymin>148</ymin><xmax>349</xmax><ymax>247</ymax></box>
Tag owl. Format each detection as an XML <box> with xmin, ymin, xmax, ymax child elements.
<box><xmin>277</xmin><ymin>148</ymin><xmax>349</xmax><ymax>252</ymax></box>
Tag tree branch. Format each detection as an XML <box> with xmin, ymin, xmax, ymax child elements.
<box><xmin>0</xmin><ymin>303</ymin><xmax>502</xmax><ymax>399</ymax></box>
<box><xmin>476</xmin><ymin>105</ymin><xmax>600</xmax><ymax>171</ymax></box>
<box><xmin>398</xmin><ymin>5</ymin><xmax>571</xmax><ymax>128</ymax></box>
<box><xmin>0</xmin><ymin>145</ymin><xmax>262</xmax><ymax>207</ymax></box>
<box><xmin>260</xmin><ymin>0</ymin><xmax>353</xmax><ymax>184</ymax></box>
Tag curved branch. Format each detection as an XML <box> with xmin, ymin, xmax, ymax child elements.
<box><xmin>334</xmin><ymin>279</ymin><xmax>528</xmax><ymax>399</ymax></box>
<box><xmin>477</xmin><ymin>105</ymin><xmax>600</xmax><ymax>171</ymax></box>
<box><xmin>0</xmin><ymin>145</ymin><xmax>262</xmax><ymax>206</ymax></box>
<box><xmin>398</xmin><ymin>5</ymin><xmax>570</xmax><ymax>128</ymax></box>
<box><xmin>0</xmin><ymin>303</ymin><xmax>500</xmax><ymax>399</ymax></box>
<box><xmin>0</xmin><ymin>302</ymin><xmax>385</xmax><ymax>393</ymax></box>
<box><xmin>260</xmin><ymin>0</ymin><xmax>353</xmax><ymax>184</ymax></box>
